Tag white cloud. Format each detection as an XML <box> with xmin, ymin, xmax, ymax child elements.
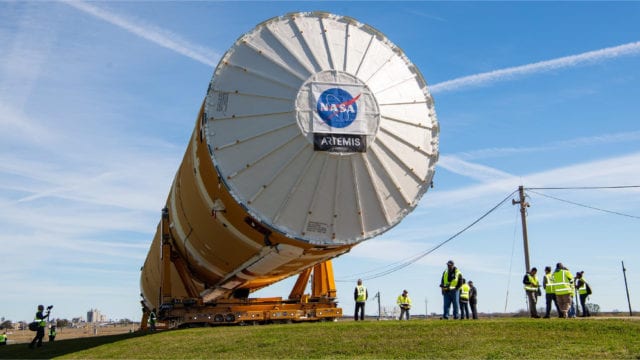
<box><xmin>425</xmin><ymin>151</ymin><xmax>640</xmax><ymax>210</ymax></box>
<box><xmin>406</xmin><ymin>10</ymin><xmax>446</xmax><ymax>22</ymax></box>
<box><xmin>455</xmin><ymin>130</ymin><xmax>640</xmax><ymax>160</ymax></box>
<box><xmin>60</xmin><ymin>2</ymin><xmax>640</xmax><ymax>101</ymax></box>
<box><xmin>337</xmin><ymin>152</ymin><xmax>640</xmax><ymax>291</ymax></box>
<box><xmin>438</xmin><ymin>155</ymin><xmax>517</xmax><ymax>183</ymax></box>
<box><xmin>0</xmin><ymin>5</ymin><xmax>55</xmax><ymax>113</ymax></box>
<box><xmin>2</xmin><ymin>2</ymin><xmax>638</xmax><ymax>320</ymax></box>
<box><xmin>0</xmin><ymin>100</ymin><xmax>59</xmax><ymax>144</ymax></box>
<box><xmin>63</xmin><ymin>0</ymin><xmax>219</xmax><ymax>67</ymax></box>
<box><xmin>0</xmin><ymin>142</ymin><xmax>177</xmax><ymax>212</ymax></box>
<box><xmin>430</xmin><ymin>41</ymin><xmax>640</xmax><ymax>94</ymax></box>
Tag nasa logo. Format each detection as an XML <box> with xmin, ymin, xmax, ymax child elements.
<box><xmin>316</xmin><ymin>88</ymin><xmax>361</xmax><ymax>128</ymax></box>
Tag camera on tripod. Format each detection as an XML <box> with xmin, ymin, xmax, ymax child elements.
<box><xmin>46</xmin><ymin>305</ymin><xmax>53</xmax><ymax>310</ymax></box>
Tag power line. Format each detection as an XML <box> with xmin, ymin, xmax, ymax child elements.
<box><xmin>336</xmin><ymin>189</ymin><xmax>518</xmax><ymax>282</ymax></box>
<box><xmin>527</xmin><ymin>189</ymin><xmax>640</xmax><ymax>220</ymax></box>
<box><xmin>337</xmin><ymin>184</ymin><xmax>640</xmax><ymax>282</ymax></box>
<box><xmin>526</xmin><ymin>185</ymin><xmax>640</xmax><ymax>190</ymax></box>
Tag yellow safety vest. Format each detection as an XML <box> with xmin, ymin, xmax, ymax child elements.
<box><xmin>578</xmin><ymin>278</ymin><xmax>589</xmax><ymax>295</ymax></box>
<box><xmin>544</xmin><ymin>273</ymin><xmax>554</xmax><ymax>293</ymax></box>
<box><xmin>460</xmin><ymin>283</ymin><xmax>470</xmax><ymax>300</ymax></box>
<box><xmin>524</xmin><ymin>273</ymin><xmax>539</xmax><ymax>292</ymax></box>
<box><xmin>553</xmin><ymin>269</ymin><xmax>573</xmax><ymax>295</ymax></box>
<box><xmin>35</xmin><ymin>314</ymin><xmax>46</xmax><ymax>327</ymax></box>
<box><xmin>397</xmin><ymin>295</ymin><xmax>411</xmax><ymax>308</ymax></box>
<box><xmin>442</xmin><ymin>269</ymin><xmax>462</xmax><ymax>290</ymax></box>
<box><xmin>356</xmin><ymin>285</ymin><xmax>367</xmax><ymax>302</ymax></box>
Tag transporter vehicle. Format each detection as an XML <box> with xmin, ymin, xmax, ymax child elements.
<box><xmin>139</xmin><ymin>11</ymin><xmax>439</xmax><ymax>328</ymax></box>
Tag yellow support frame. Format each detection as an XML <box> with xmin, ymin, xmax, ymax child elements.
<box><xmin>148</xmin><ymin>204</ymin><xmax>341</xmax><ymax>328</ymax></box>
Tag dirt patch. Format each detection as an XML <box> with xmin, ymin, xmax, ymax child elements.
<box><xmin>4</xmin><ymin>324</ymin><xmax>138</xmax><ymax>345</ymax></box>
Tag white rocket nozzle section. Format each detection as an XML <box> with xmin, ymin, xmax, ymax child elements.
<box><xmin>203</xmin><ymin>12</ymin><xmax>439</xmax><ymax>246</ymax></box>
<box><xmin>140</xmin><ymin>12</ymin><xmax>439</xmax><ymax>310</ymax></box>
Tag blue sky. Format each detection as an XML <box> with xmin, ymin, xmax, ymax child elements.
<box><xmin>1</xmin><ymin>1</ymin><xmax>639</xmax><ymax>322</ymax></box>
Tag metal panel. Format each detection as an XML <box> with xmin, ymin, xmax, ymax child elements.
<box><xmin>204</xmin><ymin>12</ymin><xmax>438</xmax><ymax>246</ymax></box>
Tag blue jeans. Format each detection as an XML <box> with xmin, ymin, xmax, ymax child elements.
<box><xmin>354</xmin><ymin>302</ymin><xmax>365</xmax><ymax>320</ymax></box>
<box><xmin>459</xmin><ymin>299</ymin><xmax>470</xmax><ymax>319</ymax></box>
<box><xmin>399</xmin><ymin>306</ymin><xmax>410</xmax><ymax>320</ymax></box>
<box><xmin>443</xmin><ymin>290</ymin><xmax>459</xmax><ymax>319</ymax></box>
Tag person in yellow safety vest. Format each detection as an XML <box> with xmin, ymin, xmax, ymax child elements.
<box><xmin>48</xmin><ymin>325</ymin><xmax>57</xmax><ymax>342</ymax></box>
<box><xmin>459</xmin><ymin>278</ymin><xmax>471</xmax><ymax>319</ymax></box>
<box><xmin>29</xmin><ymin>305</ymin><xmax>51</xmax><ymax>349</ymax></box>
<box><xmin>149</xmin><ymin>308</ymin><xmax>157</xmax><ymax>331</ymax></box>
<box><xmin>397</xmin><ymin>290</ymin><xmax>412</xmax><ymax>320</ymax></box>
<box><xmin>553</xmin><ymin>262</ymin><xmax>574</xmax><ymax>318</ymax></box>
<box><xmin>0</xmin><ymin>331</ymin><xmax>7</xmax><ymax>346</ymax></box>
<box><xmin>354</xmin><ymin>279</ymin><xmax>368</xmax><ymax>321</ymax></box>
<box><xmin>523</xmin><ymin>267</ymin><xmax>541</xmax><ymax>318</ymax></box>
<box><xmin>439</xmin><ymin>260</ymin><xmax>462</xmax><ymax>319</ymax></box>
<box><xmin>542</xmin><ymin>266</ymin><xmax>560</xmax><ymax>318</ymax></box>
<box><xmin>576</xmin><ymin>271</ymin><xmax>592</xmax><ymax>317</ymax></box>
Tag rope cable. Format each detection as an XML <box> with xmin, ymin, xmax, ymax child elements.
<box><xmin>337</xmin><ymin>185</ymin><xmax>639</xmax><ymax>283</ymax></box>
<box><xmin>504</xmin><ymin>206</ymin><xmax>519</xmax><ymax>313</ymax></box>
<box><xmin>337</xmin><ymin>189</ymin><xmax>518</xmax><ymax>282</ymax></box>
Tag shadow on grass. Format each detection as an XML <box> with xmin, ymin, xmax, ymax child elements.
<box><xmin>0</xmin><ymin>331</ymin><xmax>150</xmax><ymax>359</ymax></box>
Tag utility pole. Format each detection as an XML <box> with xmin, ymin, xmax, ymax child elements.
<box><xmin>375</xmin><ymin>291</ymin><xmax>381</xmax><ymax>320</ymax></box>
<box><xmin>425</xmin><ymin>297</ymin><xmax>428</xmax><ymax>319</ymax></box>
<box><xmin>512</xmin><ymin>185</ymin><xmax>531</xmax><ymax>272</ymax></box>
<box><xmin>622</xmin><ymin>261</ymin><xmax>633</xmax><ymax>316</ymax></box>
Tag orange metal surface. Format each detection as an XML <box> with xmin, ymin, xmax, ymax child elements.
<box><xmin>140</xmin><ymin>104</ymin><xmax>353</xmax><ymax>315</ymax></box>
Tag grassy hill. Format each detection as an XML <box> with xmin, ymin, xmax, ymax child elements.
<box><xmin>1</xmin><ymin>318</ymin><xmax>639</xmax><ymax>359</ymax></box>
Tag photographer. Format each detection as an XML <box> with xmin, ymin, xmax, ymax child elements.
<box><xmin>29</xmin><ymin>305</ymin><xmax>52</xmax><ymax>349</ymax></box>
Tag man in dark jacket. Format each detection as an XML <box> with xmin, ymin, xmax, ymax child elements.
<box><xmin>468</xmin><ymin>280</ymin><xmax>478</xmax><ymax>319</ymax></box>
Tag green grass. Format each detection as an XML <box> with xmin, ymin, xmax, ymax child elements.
<box><xmin>2</xmin><ymin>318</ymin><xmax>639</xmax><ymax>359</ymax></box>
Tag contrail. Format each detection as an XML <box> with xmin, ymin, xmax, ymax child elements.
<box><xmin>63</xmin><ymin>0</ymin><xmax>218</xmax><ymax>67</ymax></box>
<box><xmin>430</xmin><ymin>41</ymin><xmax>640</xmax><ymax>94</ymax></box>
<box><xmin>438</xmin><ymin>155</ymin><xmax>517</xmax><ymax>183</ymax></box>
<box><xmin>63</xmin><ymin>1</ymin><xmax>640</xmax><ymax>94</ymax></box>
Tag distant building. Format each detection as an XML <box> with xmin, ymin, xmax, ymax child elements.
<box><xmin>87</xmin><ymin>309</ymin><xmax>106</xmax><ymax>323</ymax></box>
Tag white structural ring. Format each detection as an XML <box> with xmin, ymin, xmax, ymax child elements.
<box><xmin>203</xmin><ymin>12</ymin><xmax>439</xmax><ymax>246</ymax></box>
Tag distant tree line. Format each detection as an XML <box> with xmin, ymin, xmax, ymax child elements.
<box><xmin>1</xmin><ymin>319</ymin><xmax>12</xmax><ymax>329</ymax></box>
